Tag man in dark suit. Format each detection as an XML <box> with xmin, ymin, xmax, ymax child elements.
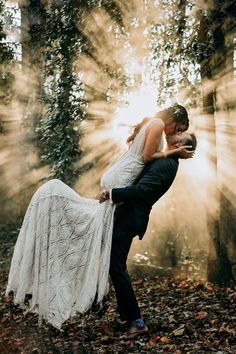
<box><xmin>99</xmin><ymin>131</ymin><xmax>197</xmax><ymax>339</ymax></box>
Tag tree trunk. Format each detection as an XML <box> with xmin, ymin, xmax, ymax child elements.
<box><xmin>198</xmin><ymin>1</ymin><xmax>234</xmax><ymax>284</ymax></box>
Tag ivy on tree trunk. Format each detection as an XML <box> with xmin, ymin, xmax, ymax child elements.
<box><xmin>0</xmin><ymin>0</ymin><xmax>14</xmax><ymax>133</ymax></box>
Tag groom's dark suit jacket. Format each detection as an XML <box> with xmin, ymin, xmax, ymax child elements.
<box><xmin>111</xmin><ymin>156</ymin><xmax>179</xmax><ymax>239</ymax></box>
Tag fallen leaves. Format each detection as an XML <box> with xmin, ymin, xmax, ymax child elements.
<box><xmin>160</xmin><ymin>336</ymin><xmax>170</xmax><ymax>343</ymax></box>
<box><xmin>172</xmin><ymin>324</ymin><xmax>185</xmax><ymax>336</ymax></box>
<box><xmin>196</xmin><ymin>311</ymin><xmax>208</xmax><ymax>320</ymax></box>
<box><xmin>1</xmin><ymin>277</ymin><xmax>235</xmax><ymax>354</ymax></box>
<box><xmin>0</xmin><ymin>234</ymin><xmax>236</xmax><ymax>354</ymax></box>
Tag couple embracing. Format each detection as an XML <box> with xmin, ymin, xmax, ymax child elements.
<box><xmin>6</xmin><ymin>104</ymin><xmax>197</xmax><ymax>339</ymax></box>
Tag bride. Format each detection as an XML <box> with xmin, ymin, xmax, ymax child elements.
<box><xmin>6</xmin><ymin>104</ymin><xmax>190</xmax><ymax>329</ymax></box>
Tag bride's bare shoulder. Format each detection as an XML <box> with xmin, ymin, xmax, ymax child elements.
<box><xmin>146</xmin><ymin>117</ymin><xmax>164</xmax><ymax>131</ymax></box>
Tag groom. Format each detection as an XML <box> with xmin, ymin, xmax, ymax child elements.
<box><xmin>99</xmin><ymin>131</ymin><xmax>197</xmax><ymax>339</ymax></box>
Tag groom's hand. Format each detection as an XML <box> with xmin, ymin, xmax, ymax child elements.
<box><xmin>176</xmin><ymin>145</ymin><xmax>195</xmax><ymax>159</ymax></box>
<box><xmin>98</xmin><ymin>189</ymin><xmax>110</xmax><ymax>203</ymax></box>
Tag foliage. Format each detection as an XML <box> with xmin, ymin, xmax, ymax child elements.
<box><xmin>196</xmin><ymin>0</ymin><xmax>235</xmax><ymax>73</ymax></box>
<box><xmin>148</xmin><ymin>0</ymin><xmax>201</xmax><ymax>107</ymax></box>
<box><xmin>5</xmin><ymin>0</ymin><xmax>235</xmax><ymax>183</ymax></box>
<box><xmin>29</xmin><ymin>0</ymin><xmax>124</xmax><ymax>186</ymax></box>
<box><xmin>148</xmin><ymin>0</ymin><xmax>235</xmax><ymax>108</ymax></box>
<box><xmin>0</xmin><ymin>0</ymin><xmax>14</xmax><ymax>133</ymax></box>
<box><xmin>36</xmin><ymin>2</ymin><xmax>86</xmax><ymax>185</ymax></box>
<box><xmin>18</xmin><ymin>0</ymin><xmax>222</xmax><ymax>183</ymax></box>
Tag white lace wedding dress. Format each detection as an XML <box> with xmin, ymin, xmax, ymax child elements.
<box><xmin>6</xmin><ymin>119</ymin><xmax>164</xmax><ymax>329</ymax></box>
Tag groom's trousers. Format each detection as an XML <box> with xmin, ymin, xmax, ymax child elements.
<box><xmin>109</xmin><ymin>225</ymin><xmax>141</xmax><ymax>321</ymax></box>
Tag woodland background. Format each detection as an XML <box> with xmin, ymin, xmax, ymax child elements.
<box><xmin>0</xmin><ymin>1</ymin><xmax>236</xmax><ymax>353</ymax></box>
<box><xmin>1</xmin><ymin>0</ymin><xmax>236</xmax><ymax>283</ymax></box>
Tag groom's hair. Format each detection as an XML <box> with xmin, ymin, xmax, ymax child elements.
<box><xmin>182</xmin><ymin>133</ymin><xmax>197</xmax><ymax>151</ymax></box>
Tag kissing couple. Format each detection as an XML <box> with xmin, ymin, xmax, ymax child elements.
<box><xmin>6</xmin><ymin>104</ymin><xmax>197</xmax><ymax>339</ymax></box>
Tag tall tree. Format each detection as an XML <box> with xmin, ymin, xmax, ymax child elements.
<box><xmin>0</xmin><ymin>0</ymin><xmax>14</xmax><ymax>133</ymax></box>
<box><xmin>197</xmin><ymin>0</ymin><xmax>235</xmax><ymax>284</ymax></box>
<box><xmin>36</xmin><ymin>0</ymin><xmax>124</xmax><ymax>186</ymax></box>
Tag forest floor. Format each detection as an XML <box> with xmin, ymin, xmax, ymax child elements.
<box><xmin>0</xmin><ymin>226</ymin><xmax>236</xmax><ymax>354</ymax></box>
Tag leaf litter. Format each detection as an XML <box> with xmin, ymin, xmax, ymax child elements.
<box><xmin>0</xmin><ymin>229</ymin><xmax>236</xmax><ymax>353</ymax></box>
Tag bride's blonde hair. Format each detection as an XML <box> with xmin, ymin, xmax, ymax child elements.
<box><xmin>126</xmin><ymin>104</ymin><xmax>189</xmax><ymax>144</ymax></box>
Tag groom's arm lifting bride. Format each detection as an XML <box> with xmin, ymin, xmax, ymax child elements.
<box><xmin>6</xmin><ymin>104</ymin><xmax>195</xmax><ymax>330</ymax></box>
<box><xmin>99</xmin><ymin>131</ymin><xmax>197</xmax><ymax>339</ymax></box>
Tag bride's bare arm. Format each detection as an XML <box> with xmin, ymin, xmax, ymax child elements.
<box><xmin>148</xmin><ymin>146</ymin><xmax>194</xmax><ymax>160</ymax></box>
<box><xmin>143</xmin><ymin>119</ymin><xmax>194</xmax><ymax>161</ymax></box>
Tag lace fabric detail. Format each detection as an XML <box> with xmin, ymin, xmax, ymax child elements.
<box><xmin>6</xmin><ymin>118</ymin><xmax>165</xmax><ymax>329</ymax></box>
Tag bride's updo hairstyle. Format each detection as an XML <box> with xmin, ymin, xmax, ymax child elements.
<box><xmin>126</xmin><ymin>104</ymin><xmax>189</xmax><ymax>144</ymax></box>
<box><xmin>165</xmin><ymin>104</ymin><xmax>189</xmax><ymax>127</ymax></box>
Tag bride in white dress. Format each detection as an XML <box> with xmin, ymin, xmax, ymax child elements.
<box><xmin>6</xmin><ymin>105</ymin><xmax>189</xmax><ymax>329</ymax></box>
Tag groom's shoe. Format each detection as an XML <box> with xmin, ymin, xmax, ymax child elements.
<box><xmin>125</xmin><ymin>319</ymin><xmax>148</xmax><ymax>340</ymax></box>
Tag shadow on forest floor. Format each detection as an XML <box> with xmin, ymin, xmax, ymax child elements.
<box><xmin>0</xmin><ymin>226</ymin><xmax>236</xmax><ymax>353</ymax></box>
